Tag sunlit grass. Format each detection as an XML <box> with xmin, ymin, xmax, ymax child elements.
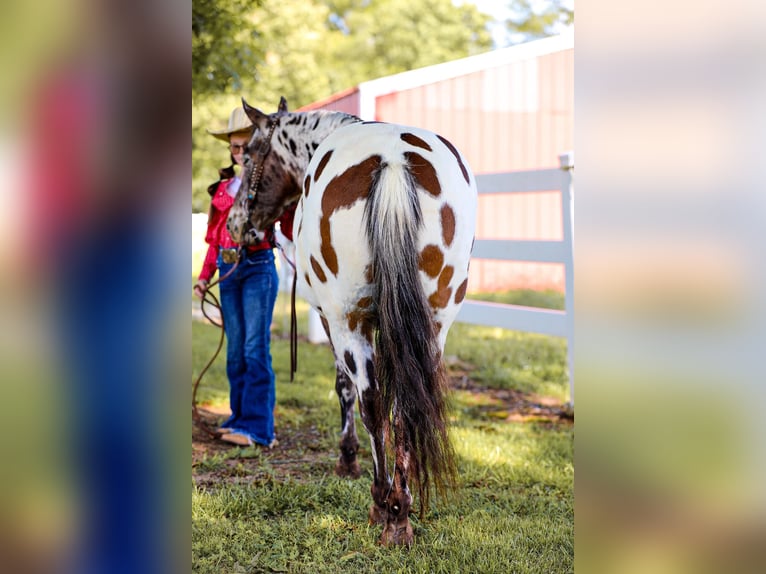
<box><xmin>468</xmin><ymin>288</ymin><xmax>565</xmax><ymax>310</ymax></box>
<box><xmin>193</xmin><ymin>293</ymin><xmax>573</xmax><ymax>572</ymax></box>
<box><xmin>446</xmin><ymin>322</ymin><xmax>569</xmax><ymax>401</ymax></box>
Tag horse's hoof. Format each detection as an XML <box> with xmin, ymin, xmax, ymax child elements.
<box><xmin>368</xmin><ymin>504</ymin><xmax>386</xmax><ymax>525</ymax></box>
<box><xmin>379</xmin><ymin>520</ymin><xmax>414</xmax><ymax>547</ymax></box>
<box><xmin>335</xmin><ymin>459</ymin><xmax>361</xmax><ymax>479</ymax></box>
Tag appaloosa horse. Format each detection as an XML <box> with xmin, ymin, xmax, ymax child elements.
<box><xmin>227</xmin><ymin>97</ymin><xmax>477</xmax><ymax>546</ymax></box>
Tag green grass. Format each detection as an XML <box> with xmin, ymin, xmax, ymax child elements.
<box><xmin>468</xmin><ymin>288</ymin><xmax>565</xmax><ymax>311</ymax></box>
<box><xmin>193</xmin><ymin>288</ymin><xmax>573</xmax><ymax>573</ymax></box>
<box><xmin>445</xmin><ymin>322</ymin><xmax>569</xmax><ymax>400</ymax></box>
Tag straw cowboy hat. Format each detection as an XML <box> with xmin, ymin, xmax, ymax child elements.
<box><xmin>207</xmin><ymin>106</ymin><xmax>253</xmax><ymax>141</ymax></box>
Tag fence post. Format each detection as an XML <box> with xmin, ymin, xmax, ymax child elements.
<box><xmin>559</xmin><ymin>151</ymin><xmax>574</xmax><ymax>407</ymax></box>
<box><xmin>308</xmin><ymin>309</ymin><xmax>329</xmax><ymax>344</ymax></box>
<box><xmin>275</xmin><ymin>229</ymin><xmax>295</xmax><ymax>336</ymax></box>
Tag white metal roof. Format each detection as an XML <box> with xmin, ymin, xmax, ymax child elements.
<box><xmin>357</xmin><ymin>29</ymin><xmax>574</xmax><ymax>119</ymax></box>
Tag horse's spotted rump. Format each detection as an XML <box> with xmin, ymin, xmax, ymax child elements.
<box><xmin>314</xmin><ymin>149</ymin><xmax>334</xmax><ymax>181</ymax></box>
<box><xmin>400</xmin><ymin>132</ymin><xmax>432</xmax><ymax>151</ymax></box>
<box><xmin>304</xmin><ymin>272</ymin><xmax>311</xmax><ymax>287</ymax></box>
<box><xmin>418</xmin><ymin>245</ymin><xmax>444</xmax><ymax>278</ymax></box>
<box><xmin>404</xmin><ymin>152</ymin><xmax>440</xmax><ymax>197</ymax></box>
<box><xmin>454</xmin><ymin>278</ymin><xmax>468</xmax><ymax>304</ymax></box>
<box><xmin>437</xmin><ymin>135</ymin><xmax>470</xmax><ymax>184</ymax></box>
<box><xmin>310</xmin><ymin>255</ymin><xmax>327</xmax><ymax>283</ymax></box>
<box><xmin>319</xmin><ymin>155</ymin><xmax>382</xmax><ymax>277</ymax></box>
<box><xmin>364</xmin><ymin>265</ymin><xmax>374</xmax><ymax>284</ymax></box>
<box><xmin>440</xmin><ymin>204</ymin><xmax>456</xmax><ymax>247</ymax></box>
<box><xmin>304</xmin><ymin>174</ymin><xmax>311</xmax><ymax>197</ymax></box>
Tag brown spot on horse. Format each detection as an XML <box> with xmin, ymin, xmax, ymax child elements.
<box><xmin>428</xmin><ymin>265</ymin><xmax>454</xmax><ymax>309</ymax></box>
<box><xmin>454</xmin><ymin>279</ymin><xmax>468</xmax><ymax>304</ymax></box>
<box><xmin>404</xmin><ymin>152</ymin><xmax>440</xmax><ymax>197</ymax></box>
<box><xmin>440</xmin><ymin>204</ymin><xmax>456</xmax><ymax>247</ymax></box>
<box><xmin>319</xmin><ymin>155</ymin><xmax>383</xmax><ymax>277</ymax></box>
<box><xmin>310</xmin><ymin>255</ymin><xmax>327</xmax><ymax>283</ymax></box>
<box><xmin>314</xmin><ymin>149</ymin><xmax>333</xmax><ymax>181</ymax></box>
<box><xmin>437</xmin><ymin>135</ymin><xmax>470</xmax><ymax>184</ymax></box>
<box><xmin>400</xmin><ymin>132</ymin><xmax>432</xmax><ymax>151</ymax></box>
<box><xmin>418</xmin><ymin>245</ymin><xmax>444</xmax><ymax>278</ymax></box>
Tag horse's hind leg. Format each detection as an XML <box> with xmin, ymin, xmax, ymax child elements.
<box><xmin>320</xmin><ymin>312</ymin><xmax>362</xmax><ymax>479</ymax></box>
<box><xmin>334</xmin><ymin>367</ymin><xmax>361</xmax><ymax>478</ymax></box>
<box><xmin>379</xmin><ymin>406</ymin><xmax>414</xmax><ymax>546</ymax></box>
<box><xmin>357</xmin><ymin>376</ymin><xmax>392</xmax><ymax>530</ymax></box>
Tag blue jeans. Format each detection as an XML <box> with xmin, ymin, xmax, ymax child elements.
<box><xmin>217</xmin><ymin>248</ymin><xmax>279</xmax><ymax>445</ymax></box>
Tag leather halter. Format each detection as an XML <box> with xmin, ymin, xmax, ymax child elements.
<box><xmin>245</xmin><ymin>119</ymin><xmax>278</xmax><ymax>209</ymax></box>
<box><xmin>245</xmin><ymin>102</ymin><xmax>289</xmax><ymax>211</ymax></box>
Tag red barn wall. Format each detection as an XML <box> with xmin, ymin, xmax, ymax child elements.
<box><xmin>299</xmin><ymin>87</ymin><xmax>361</xmax><ymax>116</ymax></box>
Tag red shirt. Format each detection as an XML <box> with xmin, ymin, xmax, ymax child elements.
<box><xmin>28</xmin><ymin>67</ymin><xmax>102</xmax><ymax>263</ymax></box>
<box><xmin>198</xmin><ymin>179</ymin><xmax>295</xmax><ymax>283</ymax></box>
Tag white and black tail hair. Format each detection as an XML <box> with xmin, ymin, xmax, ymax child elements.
<box><xmin>364</xmin><ymin>158</ymin><xmax>456</xmax><ymax>512</ymax></box>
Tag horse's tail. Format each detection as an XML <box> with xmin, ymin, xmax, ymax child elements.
<box><xmin>365</xmin><ymin>158</ymin><xmax>456</xmax><ymax>513</ymax></box>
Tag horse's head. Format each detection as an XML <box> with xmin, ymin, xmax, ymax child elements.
<box><xmin>227</xmin><ymin>96</ymin><xmax>301</xmax><ymax>245</ymax></box>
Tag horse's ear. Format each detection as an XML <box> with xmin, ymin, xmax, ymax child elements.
<box><xmin>278</xmin><ymin>96</ymin><xmax>288</xmax><ymax>113</ymax></box>
<box><xmin>242</xmin><ymin>98</ymin><xmax>269</xmax><ymax>128</ymax></box>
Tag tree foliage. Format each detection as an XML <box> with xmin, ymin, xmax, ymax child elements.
<box><xmin>324</xmin><ymin>0</ymin><xmax>492</xmax><ymax>90</ymax></box>
<box><xmin>192</xmin><ymin>0</ymin><xmax>496</xmax><ymax>211</ymax></box>
<box><xmin>506</xmin><ymin>0</ymin><xmax>573</xmax><ymax>39</ymax></box>
<box><xmin>192</xmin><ymin>0</ymin><xmax>264</xmax><ymax>97</ymax></box>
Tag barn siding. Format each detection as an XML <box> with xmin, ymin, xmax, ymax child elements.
<box><xmin>299</xmin><ymin>87</ymin><xmax>361</xmax><ymax>116</ymax></box>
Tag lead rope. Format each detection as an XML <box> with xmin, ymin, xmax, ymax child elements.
<box><xmin>192</xmin><ymin>251</ymin><xmax>242</xmax><ymax>439</ymax></box>
<box><xmin>274</xmin><ymin>238</ymin><xmax>299</xmax><ymax>382</ymax></box>
<box><xmin>290</xmin><ymin>270</ymin><xmax>298</xmax><ymax>381</ymax></box>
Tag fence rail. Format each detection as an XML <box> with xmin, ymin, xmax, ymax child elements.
<box><xmin>456</xmin><ymin>152</ymin><xmax>574</xmax><ymax>404</ymax></box>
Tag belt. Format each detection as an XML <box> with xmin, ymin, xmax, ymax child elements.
<box><xmin>221</xmin><ymin>246</ymin><xmax>270</xmax><ymax>264</ymax></box>
<box><xmin>220</xmin><ymin>248</ymin><xmax>240</xmax><ymax>264</ymax></box>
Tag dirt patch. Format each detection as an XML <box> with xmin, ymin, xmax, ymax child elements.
<box><xmin>443</xmin><ymin>355</ymin><xmax>573</xmax><ymax>425</ymax></box>
<box><xmin>448</xmin><ymin>374</ymin><xmax>574</xmax><ymax>426</ymax></box>
<box><xmin>192</xmin><ymin>406</ymin><xmax>337</xmax><ymax>486</ymax></box>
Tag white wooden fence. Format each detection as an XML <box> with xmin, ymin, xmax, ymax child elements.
<box><xmin>456</xmin><ymin>152</ymin><xmax>574</xmax><ymax>404</ymax></box>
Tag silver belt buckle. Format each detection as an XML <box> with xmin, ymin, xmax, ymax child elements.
<box><xmin>221</xmin><ymin>248</ymin><xmax>239</xmax><ymax>264</ymax></box>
